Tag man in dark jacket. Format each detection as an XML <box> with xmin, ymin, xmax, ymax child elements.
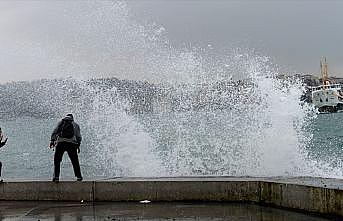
<box><xmin>50</xmin><ymin>114</ymin><xmax>82</xmax><ymax>182</ymax></box>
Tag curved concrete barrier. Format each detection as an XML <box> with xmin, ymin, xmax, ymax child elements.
<box><xmin>0</xmin><ymin>177</ymin><xmax>341</xmax><ymax>218</ymax></box>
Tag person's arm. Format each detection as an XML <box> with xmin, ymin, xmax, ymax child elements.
<box><xmin>74</xmin><ymin>123</ymin><xmax>82</xmax><ymax>145</ymax></box>
<box><xmin>50</xmin><ymin>121</ymin><xmax>62</xmax><ymax>148</ymax></box>
<box><xmin>0</xmin><ymin>138</ymin><xmax>8</xmax><ymax>148</ymax></box>
<box><xmin>74</xmin><ymin>123</ymin><xmax>82</xmax><ymax>153</ymax></box>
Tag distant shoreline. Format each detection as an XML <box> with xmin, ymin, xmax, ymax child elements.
<box><xmin>297</xmin><ymin>74</ymin><xmax>343</xmax><ymax>87</ymax></box>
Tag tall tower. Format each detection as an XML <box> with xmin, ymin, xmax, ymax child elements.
<box><xmin>320</xmin><ymin>57</ymin><xmax>329</xmax><ymax>85</ymax></box>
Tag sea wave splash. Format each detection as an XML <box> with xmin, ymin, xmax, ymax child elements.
<box><xmin>0</xmin><ymin>1</ymin><xmax>341</xmax><ymax>178</ymax></box>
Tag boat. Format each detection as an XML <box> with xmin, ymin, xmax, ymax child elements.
<box><xmin>310</xmin><ymin>58</ymin><xmax>343</xmax><ymax>113</ymax></box>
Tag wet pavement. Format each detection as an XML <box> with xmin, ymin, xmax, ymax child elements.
<box><xmin>0</xmin><ymin>201</ymin><xmax>337</xmax><ymax>221</ymax></box>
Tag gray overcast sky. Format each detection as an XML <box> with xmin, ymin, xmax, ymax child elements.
<box><xmin>0</xmin><ymin>1</ymin><xmax>342</xmax><ymax>83</ymax></box>
<box><xmin>128</xmin><ymin>0</ymin><xmax>343</xmax><ymax>76</ymax></box>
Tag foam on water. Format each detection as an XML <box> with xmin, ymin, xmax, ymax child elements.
<box><xmin>0</xmin><ymin>1</ymin><xmax>342</xmax><ymax>178</ymax></box>
<box><xmin>84</xmin><ymin>85</ymin><xmax>165</xmax><ymax>176</ymax></box>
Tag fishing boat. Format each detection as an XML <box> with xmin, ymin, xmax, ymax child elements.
<box><xmin>310</xmin><ymin>58</ymin><xmax>343</xmax><ymax>113</ymax></box>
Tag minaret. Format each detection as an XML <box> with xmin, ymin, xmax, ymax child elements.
<box><xmin>320</xmin><ymin>57</ymin><xmax>329</xmax><ymax>85</ymax></box>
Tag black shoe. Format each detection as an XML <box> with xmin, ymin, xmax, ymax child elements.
<box><xmin>0</xmin><ymin>179</ymin><xmax>3</xmax><ymax>183</ymax></box>
<box><xmin>52</xmin><ymin>177</ymin><xmax>59</xmax><ymax>183</ymax></box>
<box><xmin>77</xmin><ymin>177</ymin><xmax>83</xmax><ymax>181</ymax></box>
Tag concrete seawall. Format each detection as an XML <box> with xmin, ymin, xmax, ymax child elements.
<box><xmin>0</xmin><ymin>177</ymin><xmax>342</xmax><ymax>218</ymax></box>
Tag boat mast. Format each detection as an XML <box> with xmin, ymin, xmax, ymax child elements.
<box><xmin>321</xmin><ymin>57</ymin><xmax>329</xmax><ymax>85</ymax></box>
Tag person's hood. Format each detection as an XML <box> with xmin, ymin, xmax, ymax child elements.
<box><xmin>62</xmin><ymin>115</ymin><xmax>74</xmax><ymax>121</ymax></box>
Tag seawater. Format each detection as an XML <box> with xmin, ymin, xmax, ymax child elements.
<box><xmin>0</xmin><ymin>109</ymin><xmax>342</xmax><ymax>179</ymax></box>
<box><xmin>308</xmin><ymin>113</ymin><xmax>343</xmax><ymax>169</ymax></box>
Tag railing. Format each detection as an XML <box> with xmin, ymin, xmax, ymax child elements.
<box><xmin>309</xmin><ymin>84</ymin><xmax>342</xmax><ymax>92</ymax></box>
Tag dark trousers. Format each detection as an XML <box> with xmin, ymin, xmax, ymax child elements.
<box><xmin>0</xmin><ymin>161</ymin><xmax>2</xmax><ymax>177</ymax></box>
<box><xmin>54</xmin><ymin>142</ymin><xmax>82</xmax><ymax>179</ymax></box>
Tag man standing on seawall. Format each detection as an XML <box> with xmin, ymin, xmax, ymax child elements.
<box><xmin>50</xmin><ymin>114</ymin><xmax>83</xmax><ymax>182</ymax></box>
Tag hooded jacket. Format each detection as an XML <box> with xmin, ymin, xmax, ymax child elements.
<box><xmin>50</xmin><ymin>115</ymin><xmax>82</xmax><ymax>145</ymax></box>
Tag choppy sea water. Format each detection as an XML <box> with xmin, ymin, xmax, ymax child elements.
<box><xmin>0</xmin><ymin>110</ymin><xmax>342</xmax><ymax>179</ymax></box>
<box><xmin>307</xmin><ymin>112</ymin><xmax>343</xmax><ymax>170</ymax></box>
